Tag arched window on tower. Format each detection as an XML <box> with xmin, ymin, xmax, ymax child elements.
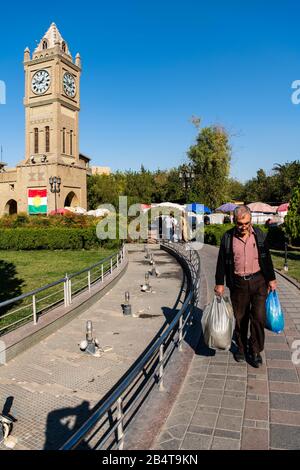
<box><xmin>62</xmin><ymin>128</ymin><xmax>66</xmax><ymax>154</ymax></box>
<box><xmin>42</xmin><ymin>39</ymin><xmax>48</xmax><ymax>50</ymax></box>
<box><xmin>62</xmin><ymin>42</ymin><xmax>66</xmax><ymax>53</ymax></box>
<box><xmin>45</xmin><ymin>126</ymin><xmax>50</xmax><ymax>153</ymax></box>
<box><xmin>34</xmin><ymin>128</ymin><xmax>39</xmax><ymax>154</ymax></box>
<box><xmin>70</xmin><ymin>130</ymin><xmax>73</xmax><ymax>156</ymax></box>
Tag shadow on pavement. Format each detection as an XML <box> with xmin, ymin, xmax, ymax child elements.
<box><xmin>44</xmin><ymin>400</ymin><xmax>92</xmax><ymax>450</ymax></box>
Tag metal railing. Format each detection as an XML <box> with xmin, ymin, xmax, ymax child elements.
<box><xmin>0</xmin><ymin>245</ymin><xmax>126</xmax><ymax>336</ymax></box>
<box><xmin>60</xmin><ymin>241</ymin><xmax>200</xmax><ymax>450</ymax></box>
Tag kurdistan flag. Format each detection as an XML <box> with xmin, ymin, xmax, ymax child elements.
<box><xmin>28</xmin><ymin>189</ymin><xmax>48</xmax><ymax>214</ymax></box>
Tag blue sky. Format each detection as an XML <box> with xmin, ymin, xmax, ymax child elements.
<box><xmin>0</xmin><ymin>0</ymin><xmax>300</xmax><ymax>181</ymax></box>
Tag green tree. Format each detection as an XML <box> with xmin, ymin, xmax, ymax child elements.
<box><xmin>187</xmin><ymin>125</ymin><xmax>231</xmax><ymax>209</ymax></box>
<box><xmin>285</xmin><ymin>176</ymin><xmax>300</xmax><ymax>242</ymax></box>
<box><xmin>226</xmin><ymin>178</ymin><xmax>245</xmax><ymax>201</ymax></box>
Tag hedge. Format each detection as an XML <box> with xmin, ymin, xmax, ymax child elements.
<box><xmin>204</xmin><ymin>224</ymin><xmax>284</xmax><ymax>249</ymax></box>
<box><xmin>0</xmin><ymin>228</ymin><xmax>120</xmax><ymax>250</ymax></box>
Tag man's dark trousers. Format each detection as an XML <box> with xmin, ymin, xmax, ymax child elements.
<box><xmin>230</xmin><ymin>273</ymin><xmax>268</xmax><ymax>354</ymax></box>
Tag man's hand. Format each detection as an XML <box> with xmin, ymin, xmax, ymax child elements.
<box><xmin>268</xmin><ymin>280</ymin><xmax>277</xmax><ymax>292</ymax></box>
<box><xmin>214</xmin><ymin>285</ymin><xmax>225</xmax><ymax>297</ymax></box>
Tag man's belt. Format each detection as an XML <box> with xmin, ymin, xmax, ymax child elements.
<box><xmin>234</xmin><ymin>271</ymin><xmax>262</xmax><ymax>281</ymax></box>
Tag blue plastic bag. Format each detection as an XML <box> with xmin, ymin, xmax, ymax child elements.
<box><xmin>265</xmin><ymin>290</ymin><xmax>284</xmax><ymax>334</ymax></box>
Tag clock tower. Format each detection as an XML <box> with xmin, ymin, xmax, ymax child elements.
<box><xmin>13</xmin><ymin>22</ymin><xmax>89</xmax><ymax>213</ymax></box>
<box><xmin>23</xmin><ymin>22</ymin><xmax>81</xmax><ymax>164</ymax></box>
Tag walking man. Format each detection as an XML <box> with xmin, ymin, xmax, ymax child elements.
<box><xmin>214</xmin><ymin>205</ymin><xmax>277</xmax><ymax>368</ymax></box>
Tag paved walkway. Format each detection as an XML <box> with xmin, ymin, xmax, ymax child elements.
<box><xmin>0</xmin><ymin>245</ymin><xmax>183</xmax><ymax>450</ymax></box>
<box><xmin>154</xmin><ymin>245</ymin><xmax>300</xmax><ymax>450</ymax></box>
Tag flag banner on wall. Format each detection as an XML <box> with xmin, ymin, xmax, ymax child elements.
<box><xmin>28</xmin><ymin>189</ymin><xmax>48</xmax><ymax>214</ymax></box>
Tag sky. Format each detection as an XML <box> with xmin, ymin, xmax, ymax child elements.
<box><xmin>0</xmin><ymin>0</ymin><xmax>300</xmax><ymax>182</ymax></box>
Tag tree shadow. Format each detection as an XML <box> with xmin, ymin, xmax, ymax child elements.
<box><xmin>0</xmin><ymin>260</ymin><xmax>24</xmax><ymax>313</ymax></box>
<box><xmin>44</xmin><ymin>400</ymin><xmax>93</xmax><ymax>450</ymax></box>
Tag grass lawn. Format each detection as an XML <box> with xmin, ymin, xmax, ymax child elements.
<box><xmin>0</xmin><ymin>248</ymin><xmax>117</xmax><ymax>332</ymax></box>
<box><xmin>271</xmin><ymin>249</ymin><xmax>300</xmax><ymax>283</ymax></box>
<box><xmin>0</xmin><ymin>248</ymin><xmax>116</xmax><ymax>294</ymax></box>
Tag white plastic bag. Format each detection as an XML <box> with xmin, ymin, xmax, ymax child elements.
<box><xmin>201</xmin><ymin>295</ymin><xmax>235</xmax><ymax>350</ymax></box>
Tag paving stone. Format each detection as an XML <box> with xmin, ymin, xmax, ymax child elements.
<box><xmin>265</xmin><ymin>336</ymin><xmax>288</xmax><ymax>344</ymax></box>
<box><xmin>181</xmin><ymin>433</ymin><xmax>212</xmax><ymax>450</ymax></box>
<box><xmin>247</xmin><ymin>379</ymin><xmax>268</xmax><ymax>395</ymax></box>
<box><xmin>171</xmin><ymin>400</ymin><xmax>198</xmax><ymax>415</ymax></box>
<box><xmin>269</xmin><ymin>382</ymin><xmax>300</xmax><ymax>394</ymax></box>
<box><xmin>197</xmin><ymin>394</ymin><xmax>222</xmax><ymax>407</ymax></box>
<box><xmin>159</xmin><ymin>439</ymin><xmax>181</xmax><ymax>450</ymax></box>
<box><xmin>241</xmin><ymin>428</ymin><xmax>268</xmax><ymax>450</ymax></box>
<box><xmin>219</xmin><ymin>408</ymin><xmax>243</xmax><ymax>417</ymax></box>
<box><xmin>211</xmin><ymin>437</ymin><xmax>240</xmax><ymax>450</ymax></box>
<box><xmin>270</xmin><ymin>424</ymin><xmax>300</xmax><ymax>450</ymax></box>
<box><xmin>214</xmin><ymin>429</ymin><xmax>241</xmax><ymax>440</ymax></box>
<box><xmin>187</xmin><ymin>425</ymin><xmax>213</xmax><ymax>435</ymax></box>
<box><xmin>265</xmin><ymin>350</ymin><xmax>291</xmax><ymax>360</ymax></box>
<box><xmin>270</xmin><ymin>409</ymin><xmax>300</xmax><ymax>426</ymax></box>
<box><xmin>207</xmin><ymin>365</ymin><xmax>228</xmax><ymax>374</ymax></box>
<box><xmin>203</xmin><ymin>378</ymin><xmax>225</xmax><ymax>389</ymax></box>
<box><xmin>244</xmin><ymin>401</ymin><xmax>268</xmax><ymax>420</ymax></box>
<box><xmin>165</xmin><ymin>411</ymin><xmax>193</xmax><ymax>427</ymax></box>
<box><xmin>165</xmin><ymin>424</ymin><xmax>188</xmax><ymax>440</ymax></box>
<box><xmin>267</xmin><ymin>360</ymin><xmax>295</xmax><ymax>369</ymax></box>
<box><xmin>221</xmin><ymin>396</ymin><xmax>245</xmax><ymax>410</ymax></box>
<box><xmin>270</xmin><ymin>392</ymin><xmax>300</xmax><ymax>412</ymax></box>
<box><xmin>268</xmin><ymin>368</ymin><xmax>298</xmax><ymax>383</ymax></box>
<box><xmin>158</xmin><ymin>431</ymin><xmax>174</xmax><ymax>443</ymax></box>
<box><xmin>225</xmin><ymin>379</ymin><xmax>247</xmax><ymax>392</ymax></box>
<box><xmin>227</xmin><ymin>366</ymin><xmax>247</xmax><ymax>377</ymax></box>
<box><xmin>216</xmin><ymin>415</ymin><xmax>243</xmax><ymax>432</ymax></box>
<box><xmin>224</xmin><ymin>390</ymin><xmax>246</xmax><ymax>398</ymax></box>
<box><xmin>190</xmin><ymin>412</ymin><xmax>218</xmax><ymax>428</ymax></box>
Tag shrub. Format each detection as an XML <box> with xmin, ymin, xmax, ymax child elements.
<box><xmin>203</xmin><ymin>223</ymin><xmax>285</xmax><ymax>249</ymax></box>
<box><xmin>0</xmin><ymin>227</ymin><xmax>120</xmax><ymax>250</ymax></box>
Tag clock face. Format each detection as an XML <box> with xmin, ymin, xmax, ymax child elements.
<box><xmin>63</xmin><ymin>72</ymin><xmax>76</xmax><ymax>98</ymax></box>
<box><xmin>31</xmin><ymin>70</ymin><xmax>51</xmax><ymax>95</ymax></box>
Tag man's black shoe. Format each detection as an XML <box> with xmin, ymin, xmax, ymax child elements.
<box><xmin>234</xmin><ymin>351</ymin><xmax>245</xmax><ymax>362</ymax></box>
<box><xmin>248</xmin><ymin>352</ymin><xmax>262</xmax><ymax>368</ymax></box>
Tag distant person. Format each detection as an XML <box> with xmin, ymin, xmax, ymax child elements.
<box><xmin>214</xmin><ymin>205</ymin><xmax>276</xmax><ymax>368</ymax></box>
<box><xmin>204</xmin><ymin>215</ymin><xmax>210</xmax><ymax>225</ymax></box>
<box><xmin>265</xmin><ymin>218</ymin><xmax>271</xmax><ymax>228</ymax></box>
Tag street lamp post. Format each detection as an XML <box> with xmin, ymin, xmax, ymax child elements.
<box><xmin>284</xmin><ymin>235</ymin><xmax>289</xmax><ymax>272</ymax></box>
<box><xmin>49</xmin><ymin>176</ymin><xmax>61</xmax><ymax>213</ymax></box>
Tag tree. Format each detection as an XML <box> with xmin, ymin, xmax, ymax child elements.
<box><xmin>227</xmin><ymin>178</ymin><xmax>245</xmax><ymax>201</ymax></box>
<box><xmin>271</xmin><ymin>161</ymin><xmax>300</xmax><ymax>202</ymax></box>
<box><xmin>285</xmin><ymin>176</ymin><xmax>300</xmax><ymax>242</ymax></box>
<box><xmin>187</xmin><ymin>125</ymin><xmax>231</xmax><ymax>209</ymax></box>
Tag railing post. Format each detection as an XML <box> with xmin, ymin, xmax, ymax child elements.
<box><xmin>101</xmin><ymin>264</ymin><xmax>104</xmax><ymax>282</ymax></box>
<box><xmin>117</xmin><ymin>397</ymin><xmax>124</xmax><ymax>450</ymax></box>
<box><xmin>111</xmin><ymin>258</ymin><xmax>113</xmax><ymax>274</ymax></box>
<box><xmin>64</xmin><ymin>274</ymin><xmax>68</xmax><ymax>307</ymax></box>
<box><xmin>68</xmin><ymin>278</ymin><xmax>72</xmax><ymax>304</ymax></box>
<box><xmin>88</xmin><ymin>270</ymin><xmax>91</xmax><ymax>292</ymax></box>
<box><xmin>159</xmin><ymin>345</ymin><xmax>165</xmax><ymax>391</ymax></box>
<box><xmin>32</xmin><ymin>294</ymin><xmax>37</xmax><ymax>325</ymax></box>
<box><xmin>178</xmin><ymin>316</ymin><xmax>183</xmax><ymax>352</ymax></box>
